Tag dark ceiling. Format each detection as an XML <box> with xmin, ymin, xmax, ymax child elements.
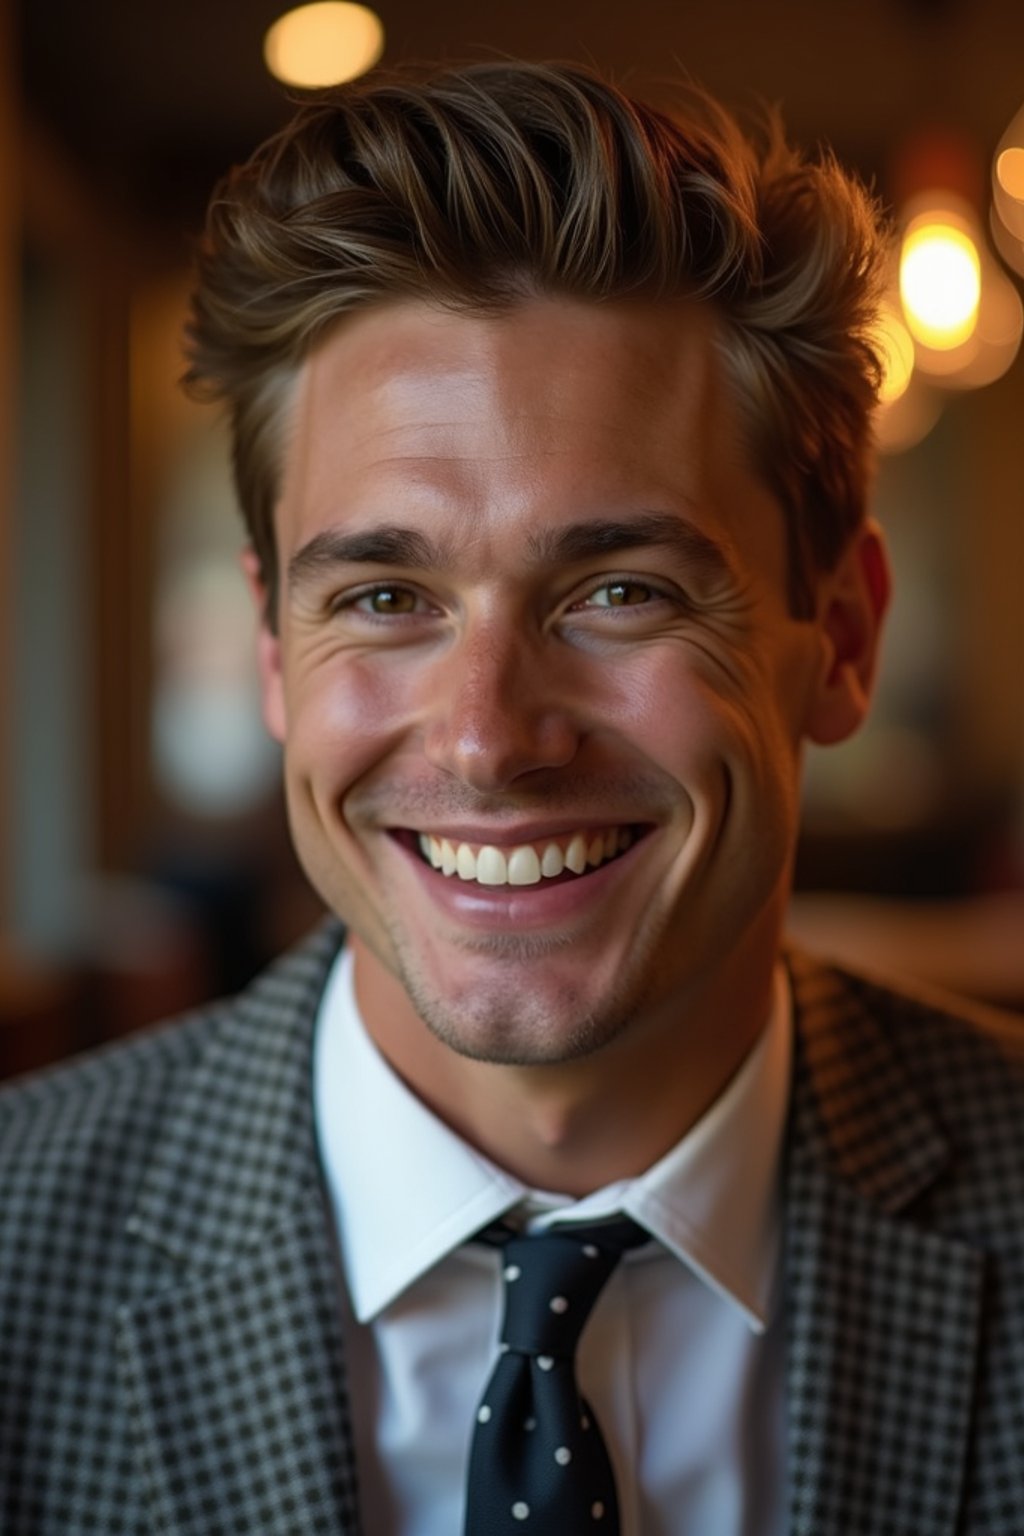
<box><xmin>18</xmin><ymin>0</ymin><xmax>1024</xmax><ymax>235</ymax></box>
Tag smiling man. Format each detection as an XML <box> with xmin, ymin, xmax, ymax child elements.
<box><xmin>257</xmin><ymin>291</ymin><xmax>871</xmax><ymax>1203</ymax></box>
<box><xmin>4</xmin><ymin>61</ymin><xmax>1024</xmax><ymax>1536</ymax></box>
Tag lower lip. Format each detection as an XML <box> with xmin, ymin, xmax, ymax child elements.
<box><xmin>394</xmin><ymin>836</ymin><xmax>647</xmax><ymax>930</ymax></box>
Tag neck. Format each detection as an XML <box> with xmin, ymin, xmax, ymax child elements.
<box><xmin>352</xmin><ymin>916</ymin><xmax>783</xmax><ymax>1196</ymax></box>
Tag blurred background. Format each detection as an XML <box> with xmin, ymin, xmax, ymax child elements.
<box><xmin>2</xmin><ymin>0</ymin><xmax>1024</xmax><ymax>1078</ymax></box>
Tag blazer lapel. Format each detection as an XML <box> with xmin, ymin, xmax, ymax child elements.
<box><xmin>116</xmin><ymin>921</ymin><xmax>363</xmax><ymax>1536</ymax></box>
<box><xmin>784</xmin><ymin>953</ymin><xmax>985</xmax><ymax>1536</ymax></box>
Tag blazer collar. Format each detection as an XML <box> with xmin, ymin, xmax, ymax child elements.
<box><xmin>119</xmin><ymin>920</ymin><xmax>362</xmax><ymax>1536</ymax></box>
<box><xmin>784</xmin><ymin>950</ymin><xmax>985</xmax><ymax>1536</ymax></box>
<box><xmin>126</xmin><ymin>918</ymin><xmax>344</xmax><ymax>1269</ymax></box>
<box><xmin>786</xmin><ymin>948</ymin><xmax>951</xmax><ymax>1209</ymax></box>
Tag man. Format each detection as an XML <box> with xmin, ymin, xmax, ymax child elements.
<box><xmin>2</xmin><ymin>60</ymin><xmax>1023</xmax><ymax>1536</ymax></box>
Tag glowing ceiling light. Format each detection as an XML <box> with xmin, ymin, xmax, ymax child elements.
<box><xmin>872</xmin><ymin>303</ymin><xmax>915</xmax><ymax>405</ymax></box>
<box><xmin>264</xmin><ymin>1</ymin><xmax>384</xmax><ymax>89</ymax></box>
<box><xmin>899</xmin><ymin>217</ymin><xmax>981</xmax><ymax>350</ymax></box>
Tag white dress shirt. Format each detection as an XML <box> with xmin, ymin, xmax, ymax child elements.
<box><xmin>314</xmin><ymin>948</ymin><xmax>791</xmax><ymax>1536</ymax></box>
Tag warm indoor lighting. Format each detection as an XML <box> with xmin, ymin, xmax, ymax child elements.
<box><xmin>991</xmin><ymin>103</ymin><xmax>1024</xmax><ymax>243</ymax></box>
<box><xmin>874</xmin><ymin>377</ymin><xmax>942</xmax><ymax>455</ymax></box>
<box><xmin>906</xmin><ymin>244</ymin><xmax>1022</xmax><ymax>389</ymax></box>
<box><xmin>991</xmin><ymin>200</ymin><xmax>1024</xmax><ymax>281</ymax></box>
<box><xmin>264</xmin><ymin>1</ymin><xmax>384</xmax><ymax>88</ymax></box>
<box><xmin>899</xmin><ymin>217</ymin><xmax>981</xmax><ymax>350</ymax></box>
<box><xmin>872</xmin><ymin>304</ymin><xmax>915</xmax><ymax>404</ymax></box>
<box><xmin>996</xmin><ymin>147</ymin><xmax>1024</xmax><ymax>204</ymax></box>
<box><xmin>941</xmin><ymin>258</ymin><xmax>1023</xmax><ymax>390</ymax></box>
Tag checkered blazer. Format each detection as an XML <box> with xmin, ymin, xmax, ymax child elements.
<box><xmin>2</xmin><ymin>921</ymin><xmax>1024</xmax><ymax>1534</ymax></box>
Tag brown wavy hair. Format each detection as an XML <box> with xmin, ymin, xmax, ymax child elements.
<box><xmin>184</xmin><ymin>60</ymin><xmax>887</xmax><ymax>623</ymax></box>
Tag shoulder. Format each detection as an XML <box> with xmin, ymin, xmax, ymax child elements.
<box><xmin>0</xmin><ymin>1002</ymin><xmax>222</xmax><ymax>1278</ymax></box>
<box><xmin>788</xmin><ymin>945</ymin><xmax>1024</xmax><ymax>1077</ymax></box>
<box><xmin>787</xmin><ymin>947</ymin><xmax>1024</xmax><ymax>1211</ymax></box>
<box><xmin>0</xmin><ymin>920</ymin><xmax>344</xmax><ymax>1235</ymax></box>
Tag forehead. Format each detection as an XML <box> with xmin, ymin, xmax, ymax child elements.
<box><xmin>275</xmin><ymin>296</ymin><xmax>784</xmax><ymax>583</ymax></box>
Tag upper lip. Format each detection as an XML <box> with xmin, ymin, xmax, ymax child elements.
<box><xmin>391</xmin><ymin>819</ymin><xmax>645</xmax><ymax>846</ymax></box>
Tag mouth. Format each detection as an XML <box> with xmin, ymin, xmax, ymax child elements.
<box><xmin>403</xmin><ymin>825</ymin><xmax>643</xmax><ymax>888</ymax></box>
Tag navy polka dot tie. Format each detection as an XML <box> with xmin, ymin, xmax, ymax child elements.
<box><xmin>464</xmin><ymin>1217</ymin><xmax>648</xmax><ymax>1533</ymax></box>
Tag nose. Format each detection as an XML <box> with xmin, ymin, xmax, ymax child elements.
<box><xmin>421</xmin><ymin>622</ymin><xmax>581</xmax><ymax>792</ymax></box>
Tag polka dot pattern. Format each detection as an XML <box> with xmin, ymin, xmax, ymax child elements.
<box><xmin>464</xmin><ymin>1216</ymin><xmax>648</xmax><ymax>1534</ymax></box>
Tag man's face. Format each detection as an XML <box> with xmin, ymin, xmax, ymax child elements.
<box><xmin>255</xmin><ymin>297</ymin><xmax>878</xmax><ymax>1071</ymax></box>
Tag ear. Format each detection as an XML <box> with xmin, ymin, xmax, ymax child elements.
<box><xmin>803</xmin><ymin>519</ymin><xmax>891</xmax><ymax>747</ymax></box>
<box><xmin>240</xmin><ymin>547</ymin><xmax>287</xmax><ymax>744</ymax></box>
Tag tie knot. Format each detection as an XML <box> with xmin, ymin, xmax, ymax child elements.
<box><xmin>497</xmin><ymin>1218</ymin><xmax>647</xmax><ymax>1358</ymax></box>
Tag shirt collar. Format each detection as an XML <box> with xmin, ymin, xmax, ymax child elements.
<box><xmin>315</xmin><ymin>947</ymin><xmax>791</xmax><ymax>1333</ymax></box>
<box><xmin>620</xmin><ymin>962</ymin><xmax>791</xmax><ymax>1332</ymax></box>
<box><xmin>314</xmin><ymin>948</ymin><xmax>522</xmax><ymax>1322</ymax></box>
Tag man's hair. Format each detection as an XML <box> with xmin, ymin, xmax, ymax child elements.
<box><xmin>185</xmin><ymin>60</ymin><xmax>887</xmax><ymax>622</ymax></box>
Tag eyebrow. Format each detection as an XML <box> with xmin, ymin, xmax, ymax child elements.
<box><xmin>288</xmin><ymin>526</ymin><xmax>454</xmax><ymax>592</ymax></box>
<box><xmin>287</xmin><ymin>511</ymin><xmax>737</xmax><ymax>593</ymax></box>
<box><xmin>527</xmin><ymin>513</ymin><xmax>738</xmax><ymax>583</ymax></box>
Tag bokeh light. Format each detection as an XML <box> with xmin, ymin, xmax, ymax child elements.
<box><xmin>264</xmin><ymin>1</ymin><xmax>384</xmax><ymax>88</ymax></box>
<box><xmin>991</xmin><ymin>102</ymin><xmax>1024</xmax><ymax>243</ymax></box>
<box><xmin>944</xmin><ymin>259</ymin><xmax>1023</xmax><ymax>389</ymax></box>
<box><xmin>874</xmin><ymin>378</ymin><xmax>943</xmax><ymax>455</ymax></box>
<box><xmin>900</xmin><ymin>217</ymin><xmax>981</xmax><ymax>351</ymax></box>
<box><xmin>996</xmin><ymin>147</ymin><xmax>1024</xmax><ymax>204</ymax></box>
<box><xmin>873</xmin><ymin>303</ymin><xmax>915</xmax><ymax>404</ymax></box>
<box><xmin>991</xmin><ymin>200</ymin><xmax>1024</xmax><ymax>281</ymax></box>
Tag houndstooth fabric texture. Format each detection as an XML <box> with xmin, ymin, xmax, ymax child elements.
<box><xmin>785</xmin><ymin>952</ymin><xmax>1024</xmax><ymax>1536</ymax></box>
<box><xmin>1</xmin><ymin>921</ymin><xmax>361</xmax><ymax>1536</ymax></box>
<box><xmin>2</xmin><ymin>921</ymin><xmax>1024</xmax><ymax>1534</ymax></box>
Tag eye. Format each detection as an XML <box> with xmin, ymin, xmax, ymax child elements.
<box><xmin>345</xmin><ymin>584</ymin><xmax>426</xmax><ymax>616</ymax></box>
<box><xmin>583</xmin><ymin>579</ymin><xmax>659</xmax><ymax>609</ymax></box>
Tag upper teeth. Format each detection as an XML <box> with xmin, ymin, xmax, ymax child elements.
<box><xmin>416</xmin><ymin>828</ymin><xmax>633</xmax><ymax>886</ymax></box>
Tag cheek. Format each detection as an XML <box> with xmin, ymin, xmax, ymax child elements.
<box><xmin>604</xmin><ymin>644</ymin><xmax>808</xmax><ymax>829</ymax></box>
<box><xmin>283</xmin><ymin>653</ymin><xmax>424</xmax><ymax>791</ymax></box>
<box><xmin>596</xmin><ymin>650</ymin><xmax>744</xmax><ymax>773</ymax></box>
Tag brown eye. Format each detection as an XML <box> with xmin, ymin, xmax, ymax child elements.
<box><xmin>360</xmin><ymin>586</ymin><xmax>419</xmax><ymax>614</ymax></box>
<box><xmin>591</xmin><ymin>580</ymin><xmax>654</xmax><ymax>608</ymax></box>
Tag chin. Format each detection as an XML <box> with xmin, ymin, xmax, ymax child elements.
<box><xmin>390</xmin><ymin>931</ymin><xmax>650</xmax><ymax>1069</ymax></box>
<box><xmin>419</xmin><ymin>996</ymin><xmax>628</xmax><ymax>1069</ymax></box>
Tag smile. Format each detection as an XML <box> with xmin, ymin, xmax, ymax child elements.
<box><xmin>415</xmin><ymin>827</ymin><xmax>636</xmax><ymax>887</ymax></box>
